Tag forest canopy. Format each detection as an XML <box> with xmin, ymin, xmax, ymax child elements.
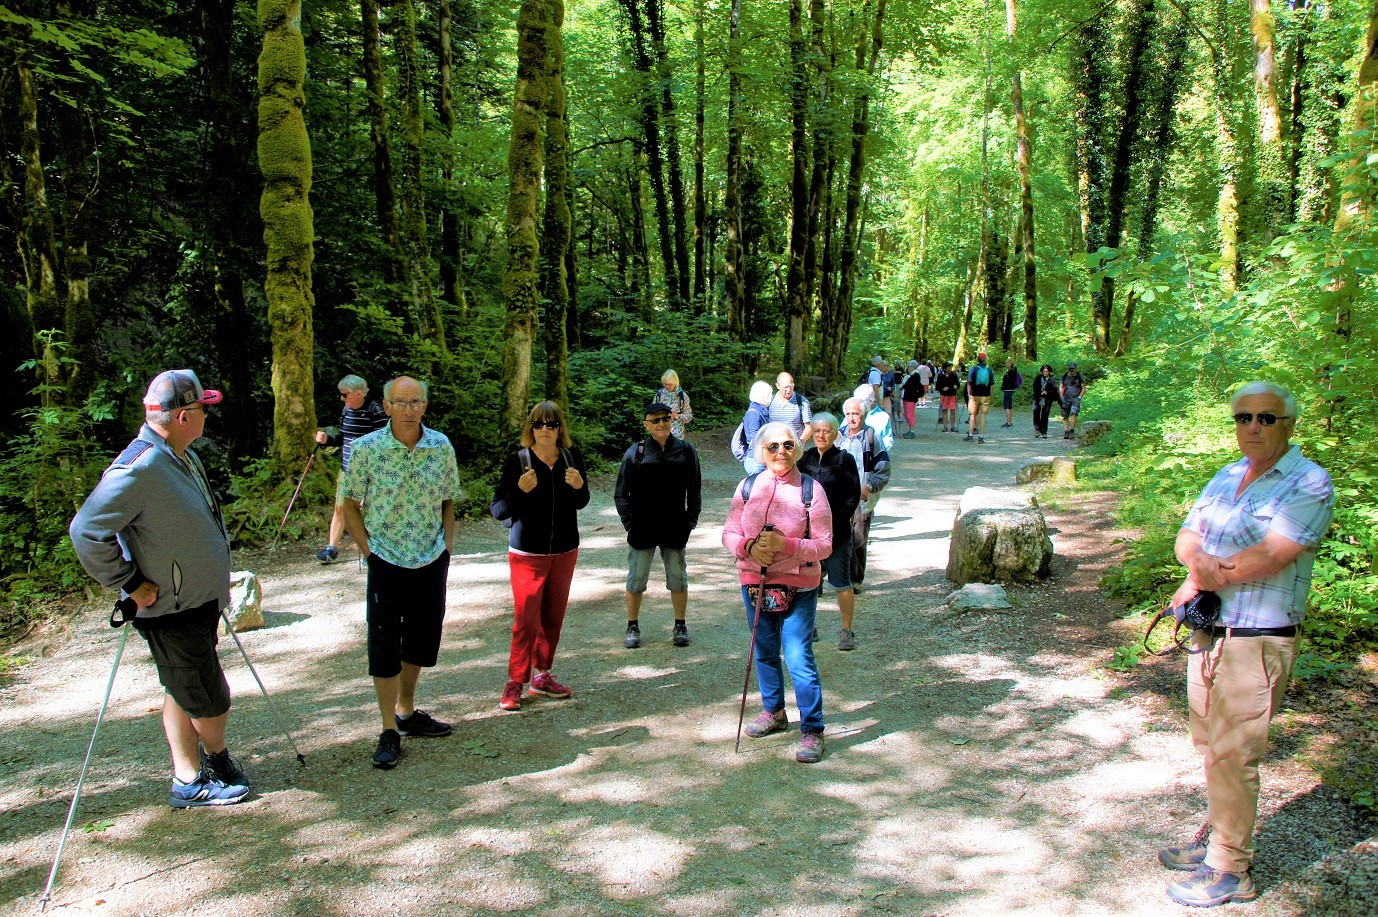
<box><xmin>2</xmin><ymin>0</ymin><xmax>1376</xmax><ymax>670</ymax></box>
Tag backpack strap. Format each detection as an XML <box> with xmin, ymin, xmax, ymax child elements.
<box><xmin>741</xmin><ymin>471</ymin><xmax>814</xmax><ymax>542</ymax></box>
<box><xmin>559</xmin><ymin>446</ymin><xmax>574</xmax><ymax>469</ymax></box>
<box><xmin>635</xmin><ymin>441</ymin><xmax>645</xmax><ymax>464</ymax></box>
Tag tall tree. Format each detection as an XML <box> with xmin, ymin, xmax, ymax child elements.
<box><xmin>15</xmin><ymin>30</ymin><xmax>62</xmax><ymax>403</ymax></box>
<box><xmin>784</xmin><ymin>0</ymin><xmax>810</xmax><ymax>373</ymax></box>
<box><xmin>692</xmin><ymin>0</ymin><xmax>707</xmax><ymax>310</ymax></box>
<box><xmin>258</xmin><ymin>0</ymin><xmax>318</xmax><ymax>471</ymax></box>
<box><xmin>360</xmin><ymin>0</ymin><xmax>403</xmax><ymax>284</ymax></box>
<box><xmin>645</xmin><ymin>0</ymin><xmax>690</xmax><ymax>306</ymax></box>
<box><xmin>1250</xmin><ymin>0</ymin><xmax>1288</xmax><ymax>236</ymax></box>
<box><xmin>55</xmin><ymin>0</ymin><xmax>95</xmax><ymax>403</ymax></box>
<box><xmin>436</xmin><ymin>0</ymin><xmax>468</xmax><ymax>318</ymax></box>
<box><xmin>1073</xmin><ymin>16</ymin><xmax>1110</xmax><ymax>347</ymax></box>
<box><xmin>502</xmin><ymin>0</ymin><xmax>549</xmax><ymax>436</ymax></box>
<box><xmin>396</xmin><ymin>0</ymin><xmax>444</xmax><ymax>350</ymax></box>
<box><xmin>724</xmin><ymin>0</ymin><xmax>746</xmax><ymax>347</ymax></box>
<box><xmin>542</xmin><ymin>0</ymin><xmax>572</xmax><ymax>406</ymax></box>
<box><xmin>1006</xmin><ymin>0</ymin><xmax>1037</xmax><ymax>361</ymax></box>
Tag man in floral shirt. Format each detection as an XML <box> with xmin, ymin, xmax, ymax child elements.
<box><xmin>342</xmin><ymin>376</ymin><xmax>462</xmax><ymax>770</ymax></box>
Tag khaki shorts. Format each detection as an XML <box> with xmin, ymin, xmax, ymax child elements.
<box><xmin>969</xmin><ymin>395</ymin><xmax>991</xmax><ymax>418</ymax></box>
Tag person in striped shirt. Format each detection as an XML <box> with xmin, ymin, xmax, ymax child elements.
<box><xmin>315</xmin><ymin>374</ymin><xmax>387</xmax><ymax>563</ymax></box>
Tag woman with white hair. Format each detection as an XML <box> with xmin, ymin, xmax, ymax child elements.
<box><xmin>736</xmin><ymin>380</ymin><xmax>774</xmax><ymax>475</ymax></box>
<box><xmin>655</xmin><ymin>369</ymin><xmax>693</xmax><ymax>439</ymax></box>
<box><xmin>723</xmin><ymin>421</ymin><xmax>833</xmax><ymax>763</ymax></box>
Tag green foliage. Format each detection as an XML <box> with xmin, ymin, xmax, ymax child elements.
<box><xmin>0</xmin><ymin>372</ymin><xmax>114</xmax><ymax>634</ymax></box>
<box><xmin>222</xmin><ymin>453</ymin><xmax>338</xmax><ymax>549</ymax></box>
<box><xmin>1105</xmin><ymin>643</ymin><xmax>1145</xmax><ymax>672</ymax></box>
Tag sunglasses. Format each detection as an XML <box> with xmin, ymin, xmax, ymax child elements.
<box><xmin>1233</xmin><ymin>412</ymin><xmax>1290</xmax><ymax>426</ymax></box>
<box><xmin>764</xmin><ymin>441</ymin><xmax>797</xmax><ymax>455</ymax></box>
<box><xmin>531</xmin><ymin>420</ymin><xmax>561</xmax><ymax>430</ymax></box>
<box><xmin>647</xmin><ymin>416</ymin><xmax>672</xmax><ymax>424</ymax></box>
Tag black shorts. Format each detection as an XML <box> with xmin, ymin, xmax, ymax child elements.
<box><xmin>366</xmin><ymin>552</ymin><xmax>450</xmax><ymax>678</ymax></box>
<box><xmin>138</xmin><ymin>602</ymin><xmax>231</xmax><ymax>719</ymax></box>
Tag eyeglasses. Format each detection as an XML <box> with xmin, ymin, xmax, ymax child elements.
<box><xmin>1233</xmin><ymin>412</ymin><xmax>1290</xmax><ymax>426</ymax></box>
<box><xmin>339</xmin><ymin>392</ymin><xmax>352</xmax><ymax>399</ymax></box>
<box><xmin>531</xmin><ymin>420</ymin><xmax>561</xmax><ymax>430</ymax></box>
<box><xmin>647</xmin><ymin>416</ymin><xmax>672</xmax><ymax>424</ymax></box>
<box><xmin>764</xmin><ymin>441</ymin><xmax>797</xmax><ymax>455</ymax></box>
<box><xmin>388</xmin><ymin>399</ymin><xmax>427</xmax><ymax>410</ymax></box>
<box><xmin>181</xmin><ymin>405</ymin><xmax>208</xmax><ymax>416</ymax></box>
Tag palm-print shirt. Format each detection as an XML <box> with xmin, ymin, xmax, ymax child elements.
<box><xmin>656</xmin><ymin>387</ymin><xmax>693</xmax><ymax>439</ymax></box>
<box><xmin>343</xmin><ymin>424</ymin><xmax>462</xmax><ymax>569</ymax></box>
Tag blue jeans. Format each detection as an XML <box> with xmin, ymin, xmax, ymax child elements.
<box><xmin>741</xmin><ymin>586</ymin><xmax>823</xmax><ymax>734</ymax></box>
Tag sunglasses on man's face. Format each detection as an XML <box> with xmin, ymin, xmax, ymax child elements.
<box><xmin>764</xmin><ymin>441</ymin><xmax>797</xmax><ymax>455</ymax></box>
<box><xmin>531</xmin><ymin>420</ymin><xmax>561</xmax><ymax>430</ymax></box>
<box><xmin>1233</xmin><ymin>412</ymin><xmax>1290</xmax><ymax>426</ymax></box>
<box><xmin>647</xmin><ymin>416</ymin><xmax>671</xmax><ymax>424</ymax></box>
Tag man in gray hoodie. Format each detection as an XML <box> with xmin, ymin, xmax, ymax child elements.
<box><xmin>70</xmin><ymin>369</ymin><xmax>249</xmax><ymax>808</ymax></box>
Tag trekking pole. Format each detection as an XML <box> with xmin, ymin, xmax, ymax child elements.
<box><xmin>735</xmin><ymin>526</ymin><xmax>774</xmax><ymax>754</ymax></box>
<box><xmin>39</xmin><ymin>601</ymin><xmax>133</xmax><ymax>912</ymax></box>
<box><xmin>220</xmin><ymin>610</ymin><xmax>306</xmax><ymax>767</ymax></box>
<box><xmin>269</xmin><ymin>443</ymin><xmax>319</xmax><ymax>552</ymax></box>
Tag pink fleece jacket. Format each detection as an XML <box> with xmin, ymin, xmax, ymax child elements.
<box><xmin>722</xmin><ymin>467</ymin><xmax>833</xmax><ymax>588</ymax></box>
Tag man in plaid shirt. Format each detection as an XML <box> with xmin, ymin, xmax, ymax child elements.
<box><xmin>1158</xmin><ymin>381</ymin><xmax>1335</xmax><ymax>908</ymax></box>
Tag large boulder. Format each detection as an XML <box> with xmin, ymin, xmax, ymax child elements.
<box><xmin>222</xmin><ymin>570</ymin><xmax>265</xmax><ymax>634</ymax></box>
<box><xmin>1015</xmin><ymin>461</ymin><xmax>1052</xmax><ymax>485</ymax></box>
<box><xmin>946</xmin><ymin>488</ymin><xmax>1054</xmax><ymax>586</ymax></box>
<box><xmin>1077</xmin><ymin>420</ymin><xmax>1112</xmax><ymax>445</ymax></box>
<box><xmin>945</xmin><ymin>583</ymin><xmax>1011</xmax><ymax>612</ymax></box>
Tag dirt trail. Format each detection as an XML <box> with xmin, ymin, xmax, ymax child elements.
<box><xmin>1</xmin><ymin>407</ymin><xmax>1371</xmax><ymax>916</ymax></box>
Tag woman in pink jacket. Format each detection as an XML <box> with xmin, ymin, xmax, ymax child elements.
<box><xmin>722</xmin><ymin>421</ymin><xmax>833</xmax><ymax>763</ymax></box>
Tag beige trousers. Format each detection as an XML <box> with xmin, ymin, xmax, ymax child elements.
<box><xmin>1188</xmin><ymin>632</ymin><xmax>1298</xmax><ymax>874</ymax></box>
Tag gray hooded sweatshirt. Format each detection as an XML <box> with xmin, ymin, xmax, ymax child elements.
<box><xmin>70</xmin><ymin>424</ymin><xmax>231</xmax><ymax>623</ymax></box>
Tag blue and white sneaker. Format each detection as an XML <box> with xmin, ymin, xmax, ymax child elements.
<box><xmin>168</xmin><ymin>771</ymin><xmax>249</xmax><ymax>808</ymax></box>
<box><xmin>1166</xmin><ymin>866</ymin><xmax>1258</xmax><ymax>907</ymax></box>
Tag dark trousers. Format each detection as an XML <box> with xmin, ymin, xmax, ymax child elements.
<box><xmin>1033</xmin><ymin>399</ymin><xmax>1052</xmax><ymax>436</ymax></box>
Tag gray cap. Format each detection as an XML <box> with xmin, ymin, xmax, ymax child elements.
<box><xmin>144</xmin><ymin>370</ymin><xmax>222</xmax><ymax>411</ymax></box>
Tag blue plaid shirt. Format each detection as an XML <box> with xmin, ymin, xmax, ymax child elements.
<box><xmin>1182</xmin><ymin>445</ymin><xmax>1334</xmax><ymax>627</ymax></box>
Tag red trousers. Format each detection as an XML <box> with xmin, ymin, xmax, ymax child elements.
<box><xmin>507</xmin><ymin>549</ymin><xmax>578</xmax><ymax>683</ymax></box>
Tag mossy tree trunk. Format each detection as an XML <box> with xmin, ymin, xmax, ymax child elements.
<box><xmin>396</xmin><ymin>0</ymin><xmax>444</xmax><ymax>352</ymax></box>
<box><xmin>258</xmin><ymin>0</ymin><xmax>317</xmax><ymax>472</ymax></box>
<box><xmin>16</xmin><ymin>34</ymin><xmax>63</xmax><ymax>405</ymax></box>
<box><xmin>692</xmin><ymin>0</ymin><xmax>707</xmax><ymax>311</ymax></box>
<box><xmin>1250</xmin><ymin>0</ymin><xmax>1287</xmax><ymax>238</ymax></box>
<box><xmin>541</xmin><ymin>0</ymin><xmax>571</xmax><ymax>407</ymax></box>
<box><xmin>503</xmin><ymin>0</ymin><xmax>549</xmax><ymax>436</ymax></box>
<box><xmin>1074</xmin><ymin>17</ymin><xmax>1110</xmax><ymax>351</ymax></box>
<box><xmin>1006</xmin><ymin>0</ymin><xmax>1036</xmax><ymax>361</ymax></box>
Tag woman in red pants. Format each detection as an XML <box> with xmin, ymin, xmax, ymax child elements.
<box><xmin>490</xmin><ymin>401</ymin><xmax>590</xmax><ymax>711</ymax></box>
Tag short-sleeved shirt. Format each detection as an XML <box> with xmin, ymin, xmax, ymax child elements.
<box><xmin>768</xmin><ymin>392</ymin><xmax>812</xmax><ymax>438</ymax></box>
<box><xmin>1061</xmin><ymin>373</ymin><xmax>1084</xmax><ymax>398</ymax></box>
<box><xmin>1182</xmin><ymin>445</ymin><xmax>1335</xmax><ymax>628</ymax></box>
<box><xmin>343</xmin><ymin>424</ymin><xmax>462</xmax><ymax>569</ymax></box>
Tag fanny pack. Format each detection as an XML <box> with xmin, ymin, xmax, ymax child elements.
<box><xmin>747</xmin><ymin>584</ymin><xmax>798</xmax><ymax>613</ymax></box>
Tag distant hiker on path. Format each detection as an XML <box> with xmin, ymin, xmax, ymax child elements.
<box><xmin>965</xmin><ymin>352</ymin><xmax>995</xmax><ymax>443</ymax></box>
<box><xmin>342</xmin><ymin>376</ymin><xmax>461</xmax><ymax>769</ymax></box>
<box><xmin>615</xmin><ymin>401</ymin><xmax>703</xmax><ymax>650</ymax></box>
<box><xmin>315</xmin><ymin>374</ymin><xmax>387</xmax><ymax>564</ymax></box>
<box><xmin>723</xmin><ymin>422</ymin><xmax>833</xmax><ymax>764</ymax></box>
<box><xmin>936</xmin><ymin>361</ymin><xmax>960</xmax><ymax>433</ymax></box>
<box><xmin>1060</xmin><ymin>363</ymin><xmax>1086</xmax><ymax>440</ymax></box>
<box><xmin>900</xmin><ymin>360</ymin><xmax>924</xmax><ymax>439</ymax></box>
<box><xmin>655</xmin><ymin>369</ymin><xmax>693</xmax><ymax>439</ymax></box>
<box><xmin>1032</xmin><ymin>364</ymin><xmax>1057</xmax><ymax>438</ymax></box>
<box><xmin>490</xmin><ymin>401</ymin><xmax>590</xmax><ymax>713</ymax></box>
<box><xmin>769</xmin><ymin>372</ymin><xmax>814</xmax><ymax>446</ymax></box>
<box><xmin>798</xmin><ymin>413</ymin><xmax>861</xmax><ymax>650</ymax></box>
<box><xmin>71</xmin><ymin>369</ymin><xmax>250</xmax><ymax>807</ymax></box>
<box><xmin>1000</xmin><ymin>358</ymin><xmax>1023</xmax><ymax>428</ymax></box>
<box><xmin>1158</xmin><ymin>381</ymin><xmax>1335</xmax><ymax>908</ymax></box>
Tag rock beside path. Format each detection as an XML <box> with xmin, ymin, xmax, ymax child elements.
<box><xmin>947</xmin><ymin>487</ymin><xmax>1054</xmax><ymax>586</ymax></box>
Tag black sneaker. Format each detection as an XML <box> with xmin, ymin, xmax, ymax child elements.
<box><xmin>199</xmin><ymin>747</ymin><xmax>248</xmax><ymax>787</ymax></box>
<box><xmin>672</xmin><ymin>622</ymin><xmax>690</xmax><ymax>647</ymax></box>
<box><xmin>624</xmin><ymin>623</ymin><xmax>642</xmax><ymax>649</ymax></box>
<box><xmin>168</xmin><ymin>771</ymin><xmax>249</xmax><ymax>808</ymax></box>
<box><xmin>372</xmin><ymin>729</ymin><xmax>401</xmax><ymax>769</ymax></box>
<box><xmin>396</xmin><ymin>709</ymin><xmax>451</xmax><ymax>738</ymax></box>
<box><xmin>316</xmin><ymin>546</ymin><xmax>339</xmax><ymax>564</ymax></box>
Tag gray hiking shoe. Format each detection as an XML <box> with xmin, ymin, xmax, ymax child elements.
<box><xmin>837</xmin><ymin>628</ymin><xmax>856</xmax><ymax>651</ymax></box>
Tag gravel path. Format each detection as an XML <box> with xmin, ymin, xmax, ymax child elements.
<box><xmin>1</xmin><ymin>405</ymin><xmax>1372</xmax><ymax>916</ymax></box>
